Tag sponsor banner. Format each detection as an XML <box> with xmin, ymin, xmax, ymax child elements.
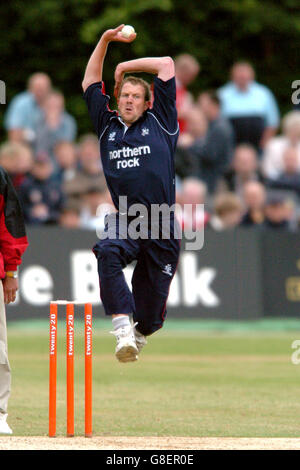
<box><xmin>6</xmin><ymin>227</ymin><xmax>265</xmax><ymax>321</ymax></box>
<box><xmin>262</xmin><ymin>231</ymin><xmax>300</xmax><ymax>317</ymax></box>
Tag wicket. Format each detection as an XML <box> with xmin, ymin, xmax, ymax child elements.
<box><xmin>49</xmin><ymin>300</ymin><xmax>93</xmax><ymax>438</ymax></box>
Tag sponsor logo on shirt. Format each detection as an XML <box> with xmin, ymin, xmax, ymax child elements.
<box><xmin>109</xmin><ymin>145</ymin><xmax>151</xmax><ymax>169</ymax></box>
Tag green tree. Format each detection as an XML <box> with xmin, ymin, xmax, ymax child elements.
<box><xmin>0</xmin><ymin>0</ymin><xmax>300</xmax><ymax>140</ymax></box>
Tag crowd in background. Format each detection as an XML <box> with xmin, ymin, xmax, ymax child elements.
<box><xmin>1</xmin><ymin>58</ymin><xmax>300</xmax><ymax>232</ymax></box>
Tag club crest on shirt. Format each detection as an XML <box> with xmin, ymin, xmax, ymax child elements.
<box><xmin>108</xmin><ymin>132</ymin><xmax>116</xmax><ymax>141</ymax></box>
<box><xmin>141</xmin><ymin>127</ymin><xmax>149</xmax><ymax>136</ymax></box>
<box><xmin>162</xmin><ymin>264</ymin><xmax>172</xmax><ymax>276</ymax></box>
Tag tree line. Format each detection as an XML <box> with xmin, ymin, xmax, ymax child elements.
<box><xmin>0</xmin><ymin>0</ymin><xmax>299</xmax><ymax>138</ymax></box>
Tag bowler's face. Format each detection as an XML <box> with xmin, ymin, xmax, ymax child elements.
<box><xmin>118</xmin><ymin>83</ymin><xmax>150</xmax><ymax>126</ymax></box>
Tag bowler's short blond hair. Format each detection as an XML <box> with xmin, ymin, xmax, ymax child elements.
<box><xmin>119</xmin><ymin>76</ymin><xmax>151</xmax><ymax>102</ymax></box>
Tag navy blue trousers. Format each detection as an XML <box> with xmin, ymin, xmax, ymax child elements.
<box><xmin>93</xmin><ymin>215</ymin><xmax>180</xmax><ymax>336</ymax></box>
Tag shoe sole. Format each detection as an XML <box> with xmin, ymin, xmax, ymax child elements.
<box><xmin>116</xmin><ymin>344</ymin><xmax>138</xmax><ymax>363</ymax></box>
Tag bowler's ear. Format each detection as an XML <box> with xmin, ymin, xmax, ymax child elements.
<box><xmin>144</xmin><ymin>101</ymin><xmax>151</xmax><ymax>111</ymax></box>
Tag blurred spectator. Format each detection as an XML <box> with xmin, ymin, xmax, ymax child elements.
<box><xmin>262</xmin><ymin>111</ymin><xmax>300</xmax><ymax>179</ymax></box>
<box><xmin>4</xmin><ymin>73</ymin><xmax>51</xmax><ymax>142</ymax></box>
<box><xmin>59</xmin><ymin>200</ymin><xmax>81</xmax><ymax>229</ymax></box>
<box><xmin>240</xmin><ymin>181</ymin><xmax>266</xmax><ymax>227</ymax></box>
<box><xmin>0</xmin><ymin>141</ymin><xmax>33</xmax><ymax>190</ymax></box>
<box><xmin>18</xmin><ymin>154</ymin><xmax>64</xmax><ymax>224</ymax></box>
<box><xmin>223</xmin><ymin>144</ymin><xmax>264</xmax><ymax>196</ymax></box>
<box><xmin>192</xmin><ymin>90</ymin><xmax>234</xmax><ymax>193</ymax></box>
<box><xmin>64</xmin><ymin>134</ymin><xmax>105</xmax><ymax>203</ymax></box>
<box><xmin>209</xmin><ymin>193</ymin><xmax>243</xmax><ymax>231</ymax></box>
<box><xmin>52</xmin><ymin>141</ymin><xmax>78</xmax><ymax>184</ymax></box>
<box><xmin>266</xmin><ymin>147</ymin><xmax>300</xmax><ymax>197</ymax></box>
<box><xmin>176</xmin><ymin>178</ymin><xmax>209</xmax><ymax>231</ymax></box>
<box><xmin>263</xmin><ymin>192</ymin><xmax>294</xmax><ymax>231</ymax></box>
<box><xmin>175</xmin><ymin>54</ymin><xmax>200</xmax><ymax>132</ymax></box>
<box><xmin>219</xmin><ymin>62</ymin><xmax>280</xmax><ymax>151</ymax></box>
<box><xmin>175</xmin><ymin>107</ymin><xmax>207</xmax><ymax>179</ymax></box>
<box><xmin>285</xmin><ymin>198</ymin><xmax>297</xmax><ymax>231</ymax></box>
<box><xmin>178</xmin><ymin>106</ymin><xmax>208</xmax><ymax>147</ymax></box>
<box><xmin>34</xmin><ymin>91</ymin><xmax>77</xmax><ymax>159</ymax></box>
<box><xmin>175</xmin><ymin>147</ymin><xmax>199</xmax><ymax>181</ymax></box>
<box><xmin>77</xmin><ymin>134</ymin><xmax>102</xmax><ymax>169</ymax></box>
<box><xmin>80</xmin><ymin>187</ymin><xmax>115</xmax><ymax>231</ymax></box>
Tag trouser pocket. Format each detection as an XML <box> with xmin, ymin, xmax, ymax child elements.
<box><xmin>0</xmin><ymin>340</ymin><xmax>9</xmax><ymax>367</ymax></box>
<box><xmin>0</xmin><ymin>340</ymin><xmax>11</xmax><ymax>414</ymax></box>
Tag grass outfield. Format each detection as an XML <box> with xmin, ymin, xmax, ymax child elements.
<box><xmin>5</xmin><ymin>318</ymin><xmax>300</xmax><ymax>438</ymax></box>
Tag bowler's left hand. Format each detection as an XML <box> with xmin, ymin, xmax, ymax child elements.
<box><xmin>2</xmin><ymin>277</ymin><xmax>18</xmax><ymax>304</ymax></box>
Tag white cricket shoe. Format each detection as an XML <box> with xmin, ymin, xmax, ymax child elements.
<box><xmin>0</xmin><ymin>414</ymin><xmax>13</xmax><ymax>435</ymax></box>
<box><xmin>110</xmin><ymin>324</ymin><xmax>138</xmax><ymax>363</ymax></box>
<box><xmin>133</xmin><ymin>326</ymin><xmax>147</xmax><ymax>353</ymax></box>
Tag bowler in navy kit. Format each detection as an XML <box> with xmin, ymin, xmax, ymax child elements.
<box><xmin>82</xmin><ymin>24</ymin><xmax>180</xmax><ymax>362</ymax></box>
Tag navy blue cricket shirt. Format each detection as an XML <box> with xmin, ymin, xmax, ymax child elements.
<box><xmin>83</xmin><ymin>76</ymin><xmax>179</xmax><ymax>213</ymax></box>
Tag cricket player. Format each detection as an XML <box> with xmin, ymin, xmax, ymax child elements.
<box><xmin>82</xmin><ymin>25</ymin><xmax>180</xmax><ymax>362</ymax></box>
<box><xmin>0</xmin><ymin>166</ymin><xmax>28</xmax><ymax>433</ymax></box>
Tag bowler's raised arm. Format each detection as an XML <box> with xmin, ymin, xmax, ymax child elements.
<box><xmin>82</xmin><ymin>24</ymin><xmax>136</xmax><ymax>92</ymax></box>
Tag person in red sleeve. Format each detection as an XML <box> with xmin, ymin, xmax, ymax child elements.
<box><xmin>175</xmin><ymin>54</ymin><xmax>200</xmax><ymax>133</ymax></box>
<box><xmin>0</xmin><ymin>166</ymin><xmax>28</xmax><ymax>434</ymax></box>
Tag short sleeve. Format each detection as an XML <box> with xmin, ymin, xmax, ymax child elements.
<box><xmin>151</xmin><ymin>76</ymin><xmax>179</xmax><ymax>135</ymax></box>
<box><xmin>264</xmin><ymin>89</ymin><xmax>280</xmax><ymax>128</ymax></box>
<box><xmin>83</xmin><ymin>82</ymin><xmax>116</xmax><ymax>138</ymax></box>
<box><xmin>4</xmin><ymin>96</ymin><xmax>28</xmax><ymax>130</ymax></box>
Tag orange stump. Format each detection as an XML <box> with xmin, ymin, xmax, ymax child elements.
<box><xmin>85</xmin><ymin>303</ymin><xmax>93</xmax><ymax>437</ymax></box>
<box><xmin>49</xmin><ymin>303</ymin><xmax>57</xmax><ymax>437</ymax></box>
<box><xmin>49</xmin><ymin>301</ymin><xmax>93</xmax><ymax>437</ymax></box>
<box><xmin>66</xmin><ymin>303</ymin><xmax>74</xmax><ymax>437</ymax></box>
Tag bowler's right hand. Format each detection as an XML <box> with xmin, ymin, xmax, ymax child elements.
<box><xmin>103</xmin><ymin>24</ymin><xmax>136</xmax><ymax>44</ymax></box>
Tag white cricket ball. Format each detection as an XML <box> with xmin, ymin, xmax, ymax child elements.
<box><xmin>121</xmin><ymin>25</ymin><xmax>135</xmax><ymax>39</ymax></box>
